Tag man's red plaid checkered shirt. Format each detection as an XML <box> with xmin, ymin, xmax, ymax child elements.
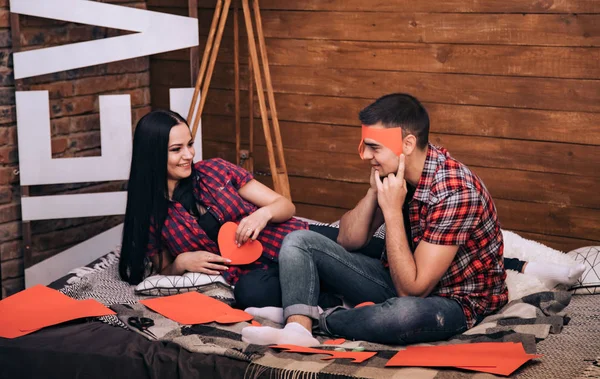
<box><xmin>146</xmin><ymin>158</ymin><xmax>308</xmax><ymax>285</ymax></box>
<box><xmin>387</xmin><ymin>144</ymin><xmax>508</xmax><ymax>328</ymax></box>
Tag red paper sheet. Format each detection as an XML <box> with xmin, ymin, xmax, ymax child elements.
<box><xmin>19</xmin><ymin>299</ymin><xmax>116</xmax><ymax>331</ymax></box>
<box><xmin>323</xmin><ymin>338</ymin><xmax>346</xmax><ymax>345</ymax></box>
<box><xmin>217</xmin><ymin>222</ymin><xmax>263</xmax><ymax>265</ymax></box>
<box><xmin>0</xmin><ymin>285</ymin><xmax>115</xmax><ymax>339</ymax></box>
<box><xmin>386</xmin><ymin>342</ymin><xmax>541</xmax><ymax>376</ymax></box>
<box><xmin>140</xmin><ymin>291</ymin><xmax>252</xmax><ymax>325</ymax></box>
<box><xmin>457</xmin><ymin>354</ymin><xmax>541</xmax><ymax>377</ymax></box>
<box><xmin>354</xmin><ymin>301</ymin><xmax>375</xmax><ymax>308</ymax></box>
<box><xmin>272</xmin><ymin>344</ymin><xmax>377</xmax><ymax>363</ymax></box>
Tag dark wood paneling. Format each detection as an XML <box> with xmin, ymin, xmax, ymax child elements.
<box><xmin>206</xmin><ymin>64</ymin><xmax>600</xmax><ymax>113</ymax></box>
<box><xmin>201</xmin><ymin>114</ymin><xmax>600</xmax><ymax>209</ymax></box>
<box><xmin>496</xmin><ymin>199</ymin><xmax>599</xmax><ymax>241</ymax></box>
<box><xmin>153</xmin><ymin>6</ymin><xmax>600</xmax><ymax>47</ymax></box>
<box><xmin>149</xmin><ymin>2</ymin><xmax>600</xmax><ymax>250</ymax></box>
<box><xmin>153</xmin><ymin>60</ymin><xmax>600</xmax><ymax>116</ymax></box>
<box><xmin>208</xmin><ymin>11</ymin><xmax>600</xmax><ymax>47</ymax></box>
<box><xmin>151</xmin><ymin>0</ymin><xmax>600</xmax><ymax>14</ymax></box>
<box><xmin>159</xmin><ymin>37</ymin><xmax>600</xmax><ymax>79</ymax></box>
<box><xmin>205</xmin><ymin>137</ymin><xmax>600</xmax><ymax>207</ymax></box>
<box><xmin>515</xmin><ymin>231</ymin><xmax>599</xmax><ymax>253</ymax></box>
<box><xmin>197</xmin><ymin>111</ymin><xmax>600</xmax><ymax>179</ymax></box>
<box><xmin>431</xmin><ymin>134</ymin><xmax>600</xmax><ymax>178</ymax></box>
<box><xmin>295</xmin><ymin>203</ymin><xmax>347</xmax><ymax>224</ymax></box>
<box><xmin>195</xmin><ymin>90</ymin><xmax>600</xmax><ymax>146</ymax></box>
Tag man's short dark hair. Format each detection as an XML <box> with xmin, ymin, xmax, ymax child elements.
<box><xmin>359</xmin><ymin>93</ymin><xmax>430</xmax><ymax>150</ymax></box>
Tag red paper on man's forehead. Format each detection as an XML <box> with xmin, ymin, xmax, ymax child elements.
<box><xmin>358</xmin><ymin>125</ymin><xmax>403</xmax><ymax>158</ymax></box>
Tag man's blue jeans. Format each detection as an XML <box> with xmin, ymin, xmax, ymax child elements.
<box><xmin>279</xmin><ymin>230</ymin><xmax>468</xmax><ymax>345</ymax></box>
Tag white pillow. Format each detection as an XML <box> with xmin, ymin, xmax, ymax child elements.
<box><xmin>502</xmin><ymin>230</ymin><xmax>578</xmax><ymax>266</ymax></box>
<box><xmin>567</xmin><ymin>246</ymin><xmax>600</xmax><ymax>295</ymax></box>
<box><xmin>135</xmin><ymin>272</ymin><xmax>231</xmax><ymax>296</ymax></box>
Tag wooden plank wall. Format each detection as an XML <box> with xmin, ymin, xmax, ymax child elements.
<box><xmin>148</xmin><ymin>0</ymin><xmax>600</xmax><ymax>253</ymax></box>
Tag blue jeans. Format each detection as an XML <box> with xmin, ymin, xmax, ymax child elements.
<box><xmin>279</xmin><ymin>230</ymin><xmax>468</xmax><ymax>345</ymax></box>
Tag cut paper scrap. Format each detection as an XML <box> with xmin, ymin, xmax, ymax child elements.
<box><xmin>323</xmin><ymin>338</ymin><xmax>346</xmax><ymax>345</ymax></box>
<box><xmin>140</xmin><ymin>291</ymin><xmax>252</xmax><ymax>325</ymax></box>
<box><xmin>214</xmin><ymin>308</ymin><xmax>253</xmax><ymax>324</ymax></box>
<box><xmin>456</xmin><ymin>343</ymin><xmax>541</xmax><ymax>376</ymax></box>
<box><xmin>0</xmin><ymin>284</ymin><xmax>115</xmax><ymax>339</ymax></box>
<box><xmin>217</xmin><ymin>221</ymin><xmax>263</xmax><ymax>265</ymax></box>
<box><xmin>19</xmin><ymin>299</ymin><xmax>116</xmax><ymax>332</ymax></box>
<box><xmin>271</xmin><ymin>344</ymin><xmax>377</xmax><ymax>363</ymax></box>
<box><xmin>386</xmin><ymin>342</ymin><xmax>541</xmax><ymax>376</ymax></box>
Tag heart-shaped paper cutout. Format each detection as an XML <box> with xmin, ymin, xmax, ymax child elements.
<box><xmin>218</xmin><ymin>221</ymin><xmax>263</xmax><ymax>265</ymax></box>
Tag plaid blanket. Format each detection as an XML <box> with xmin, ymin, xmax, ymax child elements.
<box><xmin>58</xmin><ymin>244</ymin><xmax>573</xmax><ymax>377</ymax></box>
<box><xmin>111</xmin><ymin>290</ymin><xmax>571</xmax><ymax>378</ymax></box>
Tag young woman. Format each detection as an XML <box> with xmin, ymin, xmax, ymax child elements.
<box><xmin>118</xmin><ymin>109</ymin><xmax>370</xmax><ymax>309</ymax></box>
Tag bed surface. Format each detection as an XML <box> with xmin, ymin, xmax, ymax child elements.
<box><xmin>2</xmin><ymin>239</ymin><xmax>599</xmax><ymax>379</ymax></box>
<box><xmin>0</xmin><ymin>321</ymin><xmax>248</xmax><ymax>379</ymax></box>
<box><xmin>2</xmin><ymin>294</ymin><xmax>598</xmax><ymax>379</ymax></box>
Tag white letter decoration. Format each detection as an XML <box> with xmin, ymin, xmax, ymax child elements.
<box><xmin>11</xmin><ymin>0</ymin><xmax>201</xmax><ymax>286</ymax></box>
<box><xmin>10</xmin><ymin>0</ymin><xmax>199</xmax><ymax>79</ymax></box>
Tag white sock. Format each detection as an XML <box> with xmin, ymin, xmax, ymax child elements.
<box><xmin>245</xmin><ymin>306</ymin><xmax>324</xmax><ymax>324</ymax></box>
<box><xmin>524</xmin><ymin>261</ymin><xmax>586</xmax><ymax>288</ymax></box>
<box><xmin>245</xmin><ymin>307</ymin><xmax>284</xmax><ymax>324</ymax></box>
<box><xmin>241</xmin><ymin>322</ymin><xmax>319</xmax><ymax>347</ymax></box>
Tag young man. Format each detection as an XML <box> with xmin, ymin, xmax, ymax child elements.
<box><xmin>242</xmin><ymin>93</ymin><xmax>509</xmax><ymax>346</ymax></box>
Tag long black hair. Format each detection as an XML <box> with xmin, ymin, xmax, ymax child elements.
<box><xmin>119</xmin><ymin>109</ymin><xmax>193</xmax><ymax>284</ymax></box>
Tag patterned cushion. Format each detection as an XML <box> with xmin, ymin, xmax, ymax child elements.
<box><xmin>567</xmin><ymin>246</ymin><xmax>600</xmax><ymax>295</ymax></box>
<box><xmin>135</xmin><ymin>272</ymin><xmax>231</xmax><ymax>296</ymax></box>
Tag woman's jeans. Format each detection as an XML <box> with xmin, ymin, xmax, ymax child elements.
<box><xmin>279</xmin><ymin>230</ymin><xmax>468</xmax><ymax>345</ymax></box>
<box><xmin>233</xmin><ymin>224</ymin><xmax>382</xmax><ymax>309</ymax></box>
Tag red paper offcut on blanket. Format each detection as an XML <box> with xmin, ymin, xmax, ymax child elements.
<box><xmin>217</xmin><ymin>221</ymin><xmax>263</xmax><ymax>265</ymax></box>
<box><xmin>0</xmin><ymin>284</ymin><xmax>115</xmax><ymax>339</ymax></box>
<box><xmin>140</xmin><ymin>291</ymin><xmax>253</xmax><ymax>325</ymax></box>
<box><xmin>271</xmin><ymin>344</ymin><xmax>377</xmax><ymax>363</ymax></box>
<box><xmin>323</xmin><ymin>338</ymin><xmax>346</xmax><ymax>345</ymax></box>
<box><xmin>386</xmin><ymin>342</ymin><xmax>541</xmax><ymax>376</ymax></box>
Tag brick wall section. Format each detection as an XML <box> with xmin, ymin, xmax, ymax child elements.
<box><xmin>0</xmin><ymin>0</ymin><xmax>151</xmax><ymax>297</ymax></box>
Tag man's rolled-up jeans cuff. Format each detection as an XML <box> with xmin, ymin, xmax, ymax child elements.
<box><xmin>283</xmin><ymin>304</ymin><xmax>320</xmax><ymax>322</ymax></box>
<box><xmin>318</xmin><ymin>305</ymin><xmax>346</xmax><ymax>336</ymax></box>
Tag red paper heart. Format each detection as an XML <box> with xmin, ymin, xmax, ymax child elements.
<box><xmin>217</xmin><ymin>222</ymin><xmax>263</xmax><ymax>265</ymax></box>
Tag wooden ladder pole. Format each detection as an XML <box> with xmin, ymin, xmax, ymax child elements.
<box><xmin>242</xmin><ymin>0</ymin><xmax>290</xmax><ymax>199</ymax></box>
<box><xmin>251</xmin><ymin>0</ymin><xmax>289</xmax><ymax>197</ymax></box>
<box><xmin>188</xmin><ymin>0</ymin><xmax>199</xmax><ymax>86</ymax></box>
<box><xmin>187</xmin><ymin>0</ymin><xmax>223</xmax><ymax>128</ymax></box>
<box><xmin>191</xmin><ymin>0</ymin><xmax>232</xmax><ymax>139</ymax></box>
<box><xmin>246</xmin><ymin>46</ymin><xmax>255</xmax><ymax>173</ymax></box>
<box><xmin>234</xmin><ymin>0</ymin><xmax>241</xmax><ymax>165</ymax></box>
